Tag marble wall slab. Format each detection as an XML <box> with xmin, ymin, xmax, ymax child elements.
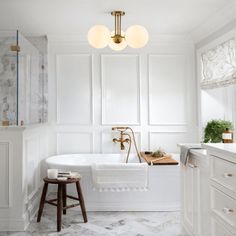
<box><xmin>0</xmin><ymin>34</ymin><xmax>48</xmax><ymax>126</ymax></box>
<box><xmin>0</xmin><ymin>36</ymin><xmax>17</xmax><ymax>125</ymax></box>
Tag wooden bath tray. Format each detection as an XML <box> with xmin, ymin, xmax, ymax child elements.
<box><xmin>140</xmin><ymin>152</ymin><xmax>179</xmax><ymax>165</ymax></box>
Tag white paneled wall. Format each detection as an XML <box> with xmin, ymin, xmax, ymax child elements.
<box><xmin>148</xmin><ymin>55</ymin><xmax>186</xmax><ymax>125</ymax></box>
<box><xmin>0</xmin><ymin>142</ymin><xmax>9</xmax><ymax>207</ymax></box>
<box><xmin>56</xmin><ymin>54</ymin><xmax>92</xmax><ymax>125</ymax></box>
<box><xmin>48</xmin><ymin>37</ymin><xmax>197</xmax><ymax>154</ymax></box>
<box><xmin>57</xmin><ymin>132</ymin><xmax>93</xmax><ymax>153</ymax></box>
<box><xmin>101</xmin><ymin>54</ymin><xmax>140</xmax><ymax>125</ymax></box>
<box><xmin>0</xmin><ymin>125</ymin><xmax>55</xmax><ymax>231</ymax></box>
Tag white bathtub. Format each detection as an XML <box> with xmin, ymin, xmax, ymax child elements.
<box><xmin>46</xmin><ymin>153</ymin><xmax>180</xmax><ymax>211</ymax></box>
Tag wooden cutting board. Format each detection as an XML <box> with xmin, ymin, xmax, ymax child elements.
<box><xmin>140</xmin><ymin>152</ymin><xmax>179</xmax><ymax>165</ymax></box>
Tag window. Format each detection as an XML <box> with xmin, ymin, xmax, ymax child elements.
<box><xmin>201</xmin><ymin>39</ymin><xmax>236</xmax><ymax>89</ymax></box>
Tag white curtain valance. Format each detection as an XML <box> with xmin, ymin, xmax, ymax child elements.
<box><xmin>200</xmin><ymin>38</ymin><xmax>236</xmax><ymax>90</ymax></box>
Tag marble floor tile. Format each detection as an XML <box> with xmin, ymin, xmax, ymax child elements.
<box><xmin>0</xmin><ymin>206</ymin><xmax>189</xmax><ymax>236</ymax></box>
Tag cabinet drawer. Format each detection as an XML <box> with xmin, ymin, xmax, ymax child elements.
<box><xmin>211</xmin><ymin>187</ymin><xmax>236</xmax><ymax>229</ymax></box>
<box><xmin>211</xmin><ymin>156</ymin><xmax>236</xmax><ymax>192</ymax></box>
<box><xmin>211</xmin><ymin>217</ymin><xmax>234</xmax><ymax>236</ymax></box>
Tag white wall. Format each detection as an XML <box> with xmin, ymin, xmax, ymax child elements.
<box><xmin>48</xmin><ymin>36</ymin><xmax>197</xmax><ymax>154</ymax></box>
<box><xmin>0</xmin><ymin>124</ymin><xmax>56</xmax><ymax>231</ymax></box>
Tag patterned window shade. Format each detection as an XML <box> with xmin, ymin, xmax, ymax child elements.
<box><xmin>200</xmin><ymin>39</ymin><xmax>236</xmax><ymax>89</ymax></box>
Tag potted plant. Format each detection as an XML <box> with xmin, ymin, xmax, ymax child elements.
<box><xmin>204</xmin><ymin>119</ymin><xmax>233</xmax><ymax>143</ymax></box>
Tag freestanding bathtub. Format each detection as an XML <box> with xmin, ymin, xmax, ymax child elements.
<box><xmin>46</xmin><ymin>153</ymin><xmax>180</xmax><ymax>211</ymax></box>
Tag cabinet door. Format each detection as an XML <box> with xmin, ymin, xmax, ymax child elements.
<box><xmin>181</xmin><ymin>157</ymin><xmax>197</xmax><ymax>234</ymax></box>
<box><xmin>196</xmin><ymin>157</ymin><xmax>210</xmax><ymax>236</ymax></box>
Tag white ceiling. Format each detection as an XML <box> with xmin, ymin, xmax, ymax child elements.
<box><xmin>0</xmin><ymin>0</ymin><xmax>234</xmax><ymax>37</ymax></box>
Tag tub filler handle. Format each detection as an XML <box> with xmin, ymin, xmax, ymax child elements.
<box><xmin>112</xmin><ymin>127</ymin><xmax>142</xmax><ymax>163</ymax></box>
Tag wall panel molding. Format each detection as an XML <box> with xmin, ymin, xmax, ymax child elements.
<box><xmin>57</xmin><ymin>132</ymin><xmax>93</xmax><ymax>154</ymax></box>
<box><xmin>148</xmin><ymin>131</ymin><xmax>187</xmax><ymax>153</ymax></box>
<box><xmin>148</xmin><ymin>54</ymin><xmax>187</xmax><ymax>126</ymax></box>
<box><xmin>0</xmin><ymin>142</ymin><xmax>10</xmax><ymax>208</ymax></box>
<box><xmin>101</xmin><ymin>54</ymin><xmax>141</xmax><ymax>125</ymax></box>
<box><xmin>49</xmin><ymin>41</ymin><xmax>196</xmax><ymax>155</ymax></box>
<box><xmin>56</xmin><ymin>54</ymin><xmax>93</xmax><ymax>125</ymax></box>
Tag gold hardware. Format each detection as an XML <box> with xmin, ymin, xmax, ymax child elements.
<box><xmin>111</xmin><ymin>11</ymin><xmax>125</xmax><ymax>16</ymax></box>
<box><xmin>223</xmin><ymin>173</ymin><xmax>233</xmax><ymax>177</ymax></box>
<box><xmin>2</xmin><ymin>120</ymin><xmax>9</xmax><ymax>126</ymax></box>
<box><xmin>112</xmin><ymin>126</ymin><xmax>142</xmax><ymax>163</ymax></box>
<box><xmin>10</xmin><ymin>45</ymin><xmax>20</xmax><ymax>52</ymax></box>
<box><xmin>110</xmin><ymin>11</ymin><xmax>125</xmax><ymax>44</ymax></box>
<box><xmin>112</xmin><ymin>131</ymin><xmax>129</xmax><ymax>150</ymax></box>
<box><xmin>223</xmin><ymin>207</ymin><xmax>234</xmax><ymax>214</ymax></box>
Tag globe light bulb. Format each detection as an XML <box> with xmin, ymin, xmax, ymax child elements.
<box><xmin>125</xmin><ymin>25</ymin><xmax>149</xmax><ymax>48</ymax></box>
<box><xmin>109</xmin><ymin>30</ymin><xmax>127</xmax><ymax>51</ymax></box>
<box><xmin>87</xmin><ymin>25</ymin><xmax>110</xmax><ymax>48</ymax></box>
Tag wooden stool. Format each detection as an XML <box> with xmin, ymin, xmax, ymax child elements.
<box><xmin>37</xmin><ymin>177</ymin><xmax>87</xmax><ymax>232</ymax></box>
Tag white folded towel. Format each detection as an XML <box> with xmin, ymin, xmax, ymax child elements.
<box><xmin>180</xmin><ymin>144</ymin><xmax>202</xmax><ymax>165</ymax></box>
<box><xmin>91</xmin><ymin>163</ymin><xmax>148</xmax><ymax>192</ymax></box>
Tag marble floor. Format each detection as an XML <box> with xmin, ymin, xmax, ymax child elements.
<box><xmin>0</xmin><ymin>207</ymin><xmax>188</xmax><ymax>236</ymax></box>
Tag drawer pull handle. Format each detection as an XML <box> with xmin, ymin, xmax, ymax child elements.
<box><xmin>223</xmin><ymin>207</ymin><xmax>234</xmax><ymax>214</ymax></box>
<box><xmin>223</xmin><ymin>173</ymin><xmax>233</xmax><ymax>178</ymax></box>
<box><xmin>188</xmin><ymin>163</ymin><xmax>197</xmax><ymax>168</ymax></box>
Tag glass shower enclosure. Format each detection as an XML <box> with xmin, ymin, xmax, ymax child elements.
<box><xmin>0</xmin><ymin>30</ymin><xmax>48</xmax><ymax>126</ymax></box>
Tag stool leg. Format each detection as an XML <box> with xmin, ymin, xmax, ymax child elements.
<box><xmin>37</xmin><ymin>182</ymin><xmax>48</xmax><ymax>222</ymax></box>
<box><xmin>62</xmin><ymin>184</ymin><xmax>67</xmax><ymax>215</ymax></box>
<box><xmin>76</xmin><ymin>181</ymin><xmax>88</xmax><ymax>223</ymax></box>
<box><xmin>57</xmin><ymin>184</ymin><xmax>63</xmax><ymax>232</ymax></box>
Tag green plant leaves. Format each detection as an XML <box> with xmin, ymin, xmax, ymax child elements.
<box><xmin>204</xmin><ymin>119</ymin><xmax>233</xmax><ymax>143</ymax></box>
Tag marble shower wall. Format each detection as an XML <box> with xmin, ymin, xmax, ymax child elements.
<box><xmin>28</xmin><ymin>36</ymin><xmax>48</xmax><ymax>123</ymax></box>
<box><xmin>0</xmin><ymin>32</ymin><xmax>48</xmax><ymax>126</ymax></box>
<box><xmin>0</xmin><ymin>33</ymin><xmax>17</xmax><ymax>125</ymax></box>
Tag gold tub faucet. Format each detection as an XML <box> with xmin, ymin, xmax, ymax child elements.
<box><xmin>112</xmin><ymin>127</ymin><xmax>142</xmax><ymax>163</ymax></box>
<box><xmin>112</xmin><ymin>129</ymin><xmax>130</xmax><ymax>150</ymax></box>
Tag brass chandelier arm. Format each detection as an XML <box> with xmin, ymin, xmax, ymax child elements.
<box><xmin>115</xmin><ymin>12</ymin><xmax>121</xmax><ymax>35</ymax></box>
<box><xmin>111</xmin><ymin>11</ymin><xmax>125</xmax><ymax>43</ymax></box>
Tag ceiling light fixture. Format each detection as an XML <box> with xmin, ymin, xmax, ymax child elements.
<box><xmin>87</xmin><ymin>11</ymin><xmax>149</xmax><ymax>51</ymax></box>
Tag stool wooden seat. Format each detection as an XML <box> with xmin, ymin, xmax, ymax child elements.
<box><xmin>37</xmin><ymin>177</ymin><xmax>87</xmax><ymax>232</ymax></box>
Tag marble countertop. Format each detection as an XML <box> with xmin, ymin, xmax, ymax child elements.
<box><xmin>202</xmin><ymin>143</ymin><xmax>236</xmax><ymax>158</ymax></box>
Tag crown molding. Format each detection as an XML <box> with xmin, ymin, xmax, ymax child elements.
<box><xmin>191</xmin><ymin>2</ymin><xmax>236</xmax><ymax>43</ymax></box>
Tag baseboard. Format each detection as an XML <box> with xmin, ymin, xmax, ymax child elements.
<box><xmin>27</xmin><ymin>194</ymin><xmax>41</xmax><ymax>221</ymax></box>
<box><xmin>83</xmin><ymin>202</ymin><xmax>179</xmax><ymax>212</ymax></box>
<box><xmin>0</xmin><ymin>214</ymin><xmax>28</xmax><ymax>231</ymax></box>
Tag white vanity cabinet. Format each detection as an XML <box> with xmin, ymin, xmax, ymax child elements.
<box><xmin>203</xmin><ymin>144</ymin><xmax>236</xmax><ymax>236</ymax></box>
<box><xmin>181</xmin><ymin>149</ymin><xmax>210</xmax><ymax>236</ymax></box>
<box><xmin>181</xmin><ymin>144</ymin><xmax>236</xmax><ymax>236</ymax></box>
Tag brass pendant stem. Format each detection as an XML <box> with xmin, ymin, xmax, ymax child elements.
<box><xmin>115</xmin><ymin>13</ymin><xmax>121</xmax><ymax>35</ymax></box>
<box><xmin>111</xmin><ymin>11</ymin><xmax>125</xmax><ymax>36</ymax></box>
